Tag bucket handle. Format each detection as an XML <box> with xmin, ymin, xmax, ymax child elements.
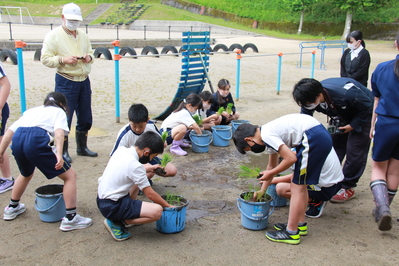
<box><xmin>213</xmin><ymin>128</ymin><xmax>232</xmax><ymax>141</ymax></box>
<box><xmin>236</xmin><ymin>198</ymin><xmax>275</xmax><ymax>221</ymax></box>
<box><xmin>34</xmin><ymin>195</ymin><xmax>63</xmax><ymax>213</ymax></box>
<box><xmin>189</xmin><ymin>133</ymin><xmax>213</xmax><ymax>147</ymax></box>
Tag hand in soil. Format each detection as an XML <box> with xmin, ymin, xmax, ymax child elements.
<box><xmin>155</xmin><ymin>167</ymin><xmax>167</xmax><ymax>177</ymax></box>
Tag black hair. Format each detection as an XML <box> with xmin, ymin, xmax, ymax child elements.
<box><xmin>292</xmin><ymin>78</ymin><xmax>324</xmax><ymax>107</ymax></box>
<box><xmin>395</xmin><ymin>33</ymin><xmax>399</xmax><ymax>79</ymax></box>
<box><xmin>216</xmin><ymin>79</ymin><xmax>231</xmax><ymax>104</ymax></box>
<box><xmin>232</xmin><ymin>123</ymin><xmax>258</xmax><ymax>154</ymax></box>
<box><xmin>128</xmin><ymin>103</ymin><xmax>148</xmax><ymax>123</ymax></box>
<box><xmin>135</xmin><ymin>131</ymin><xmax>164</xmax><ymax>154</ymax></box>
<box><xmin>346</xmin><ymin>30</ymin><xmax>366</xmax><ymax>48</ymax></box>
<box><xmin>199</xmin><ymin>90</ymin><xmax>214</xmax><ymax>104</ymax></box>
<box><xmin>43</xmin><ymin>92</ymin><xmax>68</xmax><ymax>114</ymax></box>
<box><xmin>174</xmin><ymin>93</ymin><xmax>202</xmax><ymax>112</ymax></box>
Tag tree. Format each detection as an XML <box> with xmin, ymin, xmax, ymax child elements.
<box><xmin>285</xmin><ymin>0</ymin><xmax>318</xmax><ymax>34</ymax></box>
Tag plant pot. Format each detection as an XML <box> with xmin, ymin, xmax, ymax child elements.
<box><xmin>156</xmin><ymin>195</ymin><xmax>189</xmax><ymax>234</ymax></box>
<box><xmin>189</xmin><ymin>130</ymin><xmax>213</xmax><ymax>153</ymax></box>
<box><xmin>211</xmin><ymin>125</ymin><xmax>232</xmax><ymax>147</ymax></box>
<box><xmin>237</xmin><ymin>191</ymin><xmax>274</xmax><ymax>230</ymax></box>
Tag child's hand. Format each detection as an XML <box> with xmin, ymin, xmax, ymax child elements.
<box><xmin>253</xmin><ymin>189</ymin><xmax>266</xmax><ymax>200</ymax></box>
<box><xmin>55</xmin><ymin>153</ymin><xmax>64</xmax><ymax>170</ymax></box>
<box><xmin>258</xmin><ymin>170</ymin><xmax>273</xmax><ymax>181</ymax></box>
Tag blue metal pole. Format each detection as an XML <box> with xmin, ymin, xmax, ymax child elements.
<box><xmin>276</xmin><ymin>53</ymin><xmax>283</xmax><ymax>95</ymax></box>
<box><xmin>310</xmin><ymin>51</ymin><xmax>316</xmax><ymax>78</ymax></box>
<box><xmin>113</xmin><ymin>40</ymin><xmax>121</xmax><ymax>123</ymax></box>
<box><xmin>15</xmin><ymin>41</ymin><xmax>26</xmax><ymax>113</ymax></box>
<box><xmin>236</xmin><ymin>50</ymin><xmax>242</xmax><ymax>101</ymax></box>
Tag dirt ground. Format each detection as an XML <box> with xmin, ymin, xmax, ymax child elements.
<box><xmin>0</xmin><ymin>24</ymin><xmax>398</xmax><ymax>265</ymax></box>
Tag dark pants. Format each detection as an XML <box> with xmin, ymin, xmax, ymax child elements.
<box><xmin>331</xmin><ymin>121</ymin><xmax>371</xmax><ymax>189</ymax></box>
<box><xmin>55</xmin><ymin>74</ymin><xmax>93</xmax><ymax>131</ymax></box>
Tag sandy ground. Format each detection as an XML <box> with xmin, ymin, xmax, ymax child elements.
<box><xmin>0</xmin><ymin>24</ymin><xmax>399</xmax><ymax>265</ymax></box>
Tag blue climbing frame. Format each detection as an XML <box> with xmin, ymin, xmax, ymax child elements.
<box><xmin>298</xmin><ymin>40</ymin><xmax>346</xmax><ymax>70</ymax></box>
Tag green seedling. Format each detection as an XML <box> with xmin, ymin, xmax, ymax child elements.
<box><xmin>238</xmin><ymin>165</ymin><xmax>262</xmax><ymax>179</ymax></box>
<box><xmin>160</xmin><ymin>153</ymin><xmax>173</xmax><ymax>168</ymax></box>
<box><xmin>217</xmin><ymin>106</ymin><xmax>225</xmax><ymax>115</ymax></box>
<box><xmin>164</xmin><ymin>191</ymin><xmax>181</xmax><ymax>205</ymax></box>
<box><xmin>192</xmin><ymin>114</ymin><xmax>203</xmax><ymax>126</ymax></box>
<box><xmin>161</xmin><ymin>131</ymin><xmax>169</xmax><ymax>143</ymax></box>
<box><xmin>226</xmin><ymin>103</ymin><xmax>234</xmax><ymax>115</ymax></box>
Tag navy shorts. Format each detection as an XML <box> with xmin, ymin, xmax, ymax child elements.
<box><xmin>372</xmin><ymin>115</ymin><xmax>399</xmax><ymax>161</ymax></box>
<box><xmin>11</xmin><ymin>127</ymin><xmax>71</xmax><ymax>179</ymax></box>
<box><xmin>0</xmin><ymin>102</ymin><xmax>9</xmax><ymax>136</ymax></box>
<box><xmin>159</xmin><ymin>128</ymin><xmax>173</xmax><ymax>145</ymax></box>
<box><xmin>150</xmin><ymin>156</ymin><xmax>162</xmax><ymax>165</ymax></box>
<box><xmin>97</xmin><ymin>194</ymin><xmax>143</xmax><ymax>221</ymax></box>
<box><xmin>293</xmin><ymin>124</ymin><xmax>332</xmax><ymax>186</ymax></box>
<box><xmin>308</xmin><ymin>182</ymin><xmax>342</xmax><ymax>201</ymax></box>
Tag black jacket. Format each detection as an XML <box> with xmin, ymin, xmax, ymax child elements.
<box><xmin>340</xmin><ymin>48</ymin><xmax>371</xmax><ymax>87</ymax></box>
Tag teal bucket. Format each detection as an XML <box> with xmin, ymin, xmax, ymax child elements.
<box><xmin>34</xmin><ymin>184</ymin><xmax>65</xmax><ymax>223</ymax></box>
<box><xmin>266</xmin><ymin>184</ymin><xmax>287</xmax><ymax>207</ymax></box>
<box><xmin>156</xmin><ymin>196</ymin><xmax>189</xmax><ymax>234</ymax></box>
<box><xmin>211</xmin><ymin>125</ymin><xmax>232</xmax><ymax>147</ymax></box>
<box><xmin>189</xmin><ymin>130</ymin><xmax>213</xmax><ymax>153</ymax></box>
<box><xmin>231</xmin><ymin>120</ymin><xmax>250</xmax><ymax>134</ymax></box>
<box><xmin>237</xmin><ymin>192</ymin><xmax>275</xmax><ymax>230</ymax></box>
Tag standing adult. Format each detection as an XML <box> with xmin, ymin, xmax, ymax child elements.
<box><xmin>293</xmin><ymin>77</ymin><xmax>373</xmax><ymax>203</ymax></box>
<box><xmin>369</xmin><ymin>33</ymin><xmax>399</xmax><ymax>231</ymax></box>
<box><xmin>41</xmin><ymin>2</ymin><xmax>97</xmax><ymax>163</ymax></box>
<box><xmin>340</xmin><ymin>30</ymin><xmax>371</xmax><ymax>87</ymax></box>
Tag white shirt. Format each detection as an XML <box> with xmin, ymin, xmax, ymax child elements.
<box><xmin>161</xmin><ymin>108</ymin><xmax>196</xmax><ymax>130</ymax></box>
<box><xmin>350</xmin><ymin>45</ymin><xmax>364</xmax><ymax>61</ymax></box>
<box><xmin>98</xmin><ymin>146</ymin><xmax>151</xmax><ymax>201</ymax></box>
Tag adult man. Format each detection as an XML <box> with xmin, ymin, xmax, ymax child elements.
<box><xmin>41</xmin><ymin>2</ymin><xmax>97</xmax><ymax>163</ymax></box>
<box><xmin>292</xmin><ymin>77</ymin><xmax>373</xmax><ymax>203</ymax></box>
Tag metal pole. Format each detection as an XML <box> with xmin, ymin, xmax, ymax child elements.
<box><xmin>310</xmin><ymin>51</ymin><xmax>316</xmax><ymax>78</ymax></box>
<box><xmin>50</xmin><ymin>23</ymin><xmax>53</xmax><ymax>30</ymax></box>
<box><xmin>85</xmin><ymin>24</ymin><xmax>88</xmax><ymax>34</ymax></box>
<box><xmin>276</xmin><ymin>53</ymin><xmax>283</xmax><ymax>95</ymax></box>
<box><xmin>8</xmin><ymin>22</ymin><xmax>13</xmax><ymax>41</ymax></box>
<box><xmin>144</xmin><ymin>25</ymin><xmax>146</xmax><ymax>40</ymax></box>
<box><xmin>116</xmin><ymin>24</ymin><xmax>119</xmax><ymax>40</ymax></box>
<box><xmin>112</xmin><ymin>40</ymin><xmax>121</xmax><ymax>123</ymax></box>
<box><xmin>235</xmin><ymin>50</ymin><xmax>242</xmax><ymax>101</ymax></box>
<box><xmin>168</xmin><ymin>26</ymin><xmax>171</xmax><ymax>40</ymax></box>
<box><xmin>15</xmin><ymin>41</ymin><xmax>27</xmax><ymax>113</ymax></box>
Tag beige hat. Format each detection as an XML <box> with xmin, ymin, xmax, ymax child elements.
<box><xmin>62</xmin><ymin>3</ymin><xmax>83</xmax><ymax>21</ymax></box>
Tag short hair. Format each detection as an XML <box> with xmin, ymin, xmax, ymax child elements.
<box><xmin>199</xmin><ymin>90</ymin><xmax>214</xmax><ymax>104</ymax></box>
<box><xmin>44</xmin><ymin>92</ymin><xmax>69</xmax><ymax>114</ymax></box>
<box><xmin>135</xmin><ymin>131</ymin><xmax>164</xmax><ymax>154</ymax></box>
<box><xmin>292</xmin><ymin>78</ymin><xmax>323</xmax><ymax>107</ymax></box>
<box><xmin>128</xmin><ymin>104</ymin><xmax>148</xmax><ymax>123</ymax></box>
<box><xmin>232</xmin><ymin>123</ymin><xmax>258</xmax><ymax>154</ymax></box>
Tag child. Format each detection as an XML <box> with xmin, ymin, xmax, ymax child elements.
<box><xmin>97</xmin><ymin>131</ymin><xmax>174</xmax><ymax>241</ymax></box>
<box><xmin>233</xmin><ymin>114</ymin><xmax>343</xmax><ymax>245</ymax></box>
<box><xmin>0</xmin><ymin>62</ymin><xmax>13</xmax><ymax>194</ymax></box>
<box><xmin>110</xmin><ymin>103</ymin><xmax>177</xmax><ymax>178</ymax></box>
<box><xmin>0</xmin><ymin>92</ymin><xmax>92</xmax><ymax>231</ymax></box>
<box><xmin>198</xmin><ymin>91</ymin><xmax>221</xmax><ymax>130</ymax></box>
<box><xmin>208</xmin><ymin>79</ymin><xmax>240</xmax><ymax>125</ymax></box>
<box><xmin>160</xmin><ymin>93</ymin><xmax>202</xmax><ymax>156</ymax></box>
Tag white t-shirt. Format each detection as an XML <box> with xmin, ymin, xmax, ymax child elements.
<box><xmin>0</xmin><ymin>62</ymin><xmax>7</xmax><ymax>79</ymax></box>
<box><xmin>198</xmin><ymin>108</ymin><xmax>208</xmax><ymax>120</ymax></box>
<box><xmin>98</xmin><ymin>146</ymin><xmax>151</xmax><ymax>201</ymax></box>
<box><xmin>161</xmin><ymin>108</ymin><xmax>196</xmax><ymax>130</ymax></box>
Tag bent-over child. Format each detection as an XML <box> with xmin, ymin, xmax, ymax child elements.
<box><xmin>160</xmin><ymin>93</ymin><xmax>202</xmax><ymax>156</ymax></box>
<box><xmin>198</xmin><ymin>91</ymin><xmax>221</xmax><ymax>130</ymax></box>
<box><xmin>97</xmin><ymin>131</ymin><xmax>174</xmax><ymax>241</ymax></box>
<box><xmin>0</xmin><ymin>92</ymin><xmax>92</xmax><ymax>231</ymax></box>
<box><xmin>208</xmin><ymin>79</ymin><xmax>239</xmax><ymax>125</ymax></box>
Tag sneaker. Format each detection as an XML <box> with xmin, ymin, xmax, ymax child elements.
<box><xmin>330</xmin><ymin>188</ymin><xmax>355</xmax><ymax>203</ymax></box>
<box><xmin>305</xmin><ymin>201</ymin><xmax>327</xmax><ymax>218</ymax></box>
<box><xmin>274</xmin><ymin>222</ymin><xmax>307</xmax><ymax>236</ymax></box>
<box><xmin>3</xmin><ymin>203</ymin><xmax>26</xmax><ymax>220</ymax></box>
<box><xmin>104</xmin><ymin>219</ymin><xmax>131</xmax><ymax>241</ymax></box>
<box><xmin>0</xmin><ymin>177</ymin><xmax>14</xmax><ymax>194</ymax></box>
<box><xmin>59</xmin><ymin>214</ymin><xmax>92</xmax><ymax>231</ymax></box>
<box><xmin>265</xmin><ymin>230</ymin><xmax>300</xmax><ymax>245</ymax></box>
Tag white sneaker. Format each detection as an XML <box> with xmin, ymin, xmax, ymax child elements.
<box><xmin>0</xmin><ymin>177</ymin><xmax>14</xmax><ymax>194</ymax></box>
<box><xmin>59</xmin><ymin>214</ymin><xmax>93</xmax><ymax>231</ymax></box>
<box><xmin>4</xmin><ymin>203</ymin><xmax>26</xmax><ymax>220</ymax></box>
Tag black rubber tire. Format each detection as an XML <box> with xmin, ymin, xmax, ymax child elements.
<box><xmin>228</xmin><ymin>43</ymin><xmax>244</xmax><ymax>52</ymax></box>
<box><xmin>243</xmin><ymin>43</ymin><xmax>259</xmax><ymax>53</ymax></box>
<box><xmin>141</xmin><ymin>46</ymin><xmax>159</xmax><ymax>57</ymax></box>
<box><xmin>212</xmin><ymin>44</ymin><xmax>228</xmax><ymax>52</ymax></box>
<box><xmin>93</xmin><ymin>47</ymin><xmax>112</xmax><ymax>60</ymax></box>
<box><xmin>161</xmin><ymin>45</ymin><xmax>178</xmax><ymax>56</ymax></box>
<box><xmin>34</xmin><ymin>49</ymin><xmax>41</xmax><ymax>61</ymax></box>
<box><xmin>0</xmin><ymin>49</ymin><xmax>17</xmax><ymax>65</ymax></box>
<box><xmin>119</xmin><ymin>47</ymin><xmax>137</xmax><ymax>59</ymax></box>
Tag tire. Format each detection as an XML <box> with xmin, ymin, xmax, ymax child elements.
<box><xmin>0</xmin><ymin>49</ymin><xmax>17</xmax><ymax>65</ymax></box>
<box><xmin>141</xmin><ymin>46</ymin><xmax>159</xmax><ymax>57</ymax></box>
<box><xmin>93</xmin><ymin>47</ymin><xmax>112</xmax><ymax>60</ymax></box>
<box><xmin>243</xmin><ymin>43</ymin><xmax>259</xmax><ymax>53</ymax></box>
<box><xmin>161</xmin><ymin>45</ymin><xmax>178</xmax><ymax>56</ymax></box>
<box><xmin>228</xmin><ymin>43</ymin><xmax>244</xmax><ymax>52</ymax></box>
<box><xmin>34</xmin><ymin>49</ymin><xmax>41</xmax><ymax>61</ymax></box>
<box><xmin>119</xmin><ymin>47</ymin><xmax>137</xmax><ymax>59</ymax></box>
<box><xmin>212</xmin><ymin>44</ymin><xmax>228</xmax><ymax>52</ymax></box>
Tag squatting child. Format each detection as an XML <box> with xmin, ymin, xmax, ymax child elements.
<box><xmin>198</xmin><ymin>91</ymin><xmax>221</xmax><ymax>130</ymax></box>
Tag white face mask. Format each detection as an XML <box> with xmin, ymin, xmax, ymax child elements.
<box><xmin>303</xmin><ymin>100</ymin><xmax>319</xmax><ymax>110</ymax></box>
<box><xmin>202</xmin><ymin>103</ymin><xmax>210</xmax><ymax>110</ymax></box>
<box><xmin>347</xmin><ymin>42</ymin><xmax>357</xmax><ymax>50</ymax></box>
<box><xmin>219</xmin><ymin>91</ymin><xmax>229</xmax><ymax>97</ymax></box>
<box><xmin>65</xmin><ymin>20</ymin><xmax>80</xmax><ymax>31</ymax></box>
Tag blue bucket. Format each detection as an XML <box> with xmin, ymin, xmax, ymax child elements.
<box><xmin>189</xmin><ymin>130</ymin><xmax>213</xmax><ymax>153</ymax></box>
<box><xmin>156</xmin><ymin>196</ymin><xmax>189</xmax><ymax>234</ymax></box>
<box><xmin>231</xmin><ymin>120</ymin><xmax>250</xmax><ymax>134</ymax></box>
<box><xmin>34</xmin><ymin>184</ymin><xmax>65</xmax><ymax>223</ymax></box>
<box><xmin>267</xmin><ymin>184</ymin><xmax>287</xmax><ymax>207</ymax></box>
<box><xmin>211</xmin><ymin>125</ymin><xmax>232</xmax><ymax>147</ymax></box>
<box><xmin>237</xmin><ymin>192</ymin><xmax>274</xmax><ymax>230</ymax></box>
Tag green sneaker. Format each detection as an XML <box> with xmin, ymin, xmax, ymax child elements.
<box><xmin>265</xmin><ymin>230</ymin><xmax>300</xmax><ymax>245</ymax></box>
<box><xmin>274</xmin><ymin>222</ymin><xmax>308</xmax><ymax>236</ymax></box>
<box><xmin>104</xmin><ymin>219</ymin><xmax>131</xmax><ymax>241</ymax></box>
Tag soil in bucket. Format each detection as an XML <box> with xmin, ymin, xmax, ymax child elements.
<box><xmin>211</xmin><ymin>125</ymin><xmax>232</xmax><ymax>147</ymax></box>
<box><xmin>237</xmin><ymin>191</ymin><xmax>274</xmax><ymax>230</ymax></box>
<box><xmin>189</xmin><ymin>130</ymin><xmax>212</xmax><ymax>153</ymax></box>
<box><xmin>156</xmin><ymin>195</ymin><xmax>189</xmax><ymax>234</ymax></box>
<box><xmin>35</xmin><ymin>184</ymin><xmax>65</xmax><ymax>223</ymax></box>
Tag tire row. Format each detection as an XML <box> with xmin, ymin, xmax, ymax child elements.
<box><xmin>0</xmin><ymin>43</ymin><xmax>258</xmax><ymax>63</ymax></box>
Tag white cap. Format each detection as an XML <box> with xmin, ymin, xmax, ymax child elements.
<box><xmin>62</xmin><ymin>3</ymin><xmax>83</xmax><ymax>21</ymax></box>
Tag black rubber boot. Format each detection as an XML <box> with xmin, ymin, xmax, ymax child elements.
<box><xmin>370</xmin><ymin>180</ymin><xmax>392</xmax><ymax>231</ymax></box>
<box><xmin>76</xmin><ymin>130</ymin><xmax>98</xmax><ymax>157</ymax></box>
<box><xmin>63</xmin><ymin>136</ymin><xmax>72</xmax><ymax>163</ymax></box>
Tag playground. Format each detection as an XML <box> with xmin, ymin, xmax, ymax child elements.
<box><xmin>0</xmin><ymin>24</ymin><xmax>398</xmax><ymax>264</ymax></box>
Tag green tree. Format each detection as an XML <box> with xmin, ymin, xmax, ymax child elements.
<box><xmin>285</xmin><ymin>0</ymin><xmax>318</xmax><ymax>34</ymax></box>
